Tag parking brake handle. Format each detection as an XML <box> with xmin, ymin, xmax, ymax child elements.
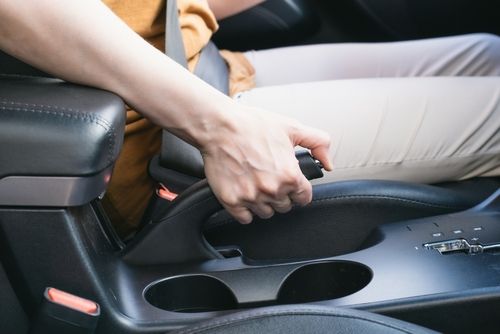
<box><xmin>122</xmin><ymin>151</ymin><xmax>324</xmax><ymax>265</ymax></box>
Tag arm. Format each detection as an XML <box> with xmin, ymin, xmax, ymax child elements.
<box><xmin>207</xmin><ymin>0</ymin><xmax>265</xmax><ymax>20</ymax></box>
<box><xmin>0</xmin><ymin>0</ymin><xmax>331</xmax><ymax>223</ymax></box>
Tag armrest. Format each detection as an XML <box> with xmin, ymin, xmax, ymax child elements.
<box><xmin>0</xmin><ymin>75</ymin><xmax>125</xmax><ymax>206</ymax></box>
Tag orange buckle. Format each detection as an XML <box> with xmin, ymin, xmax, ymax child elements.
<box><xmin>157</xmin><ymin>184</ymin><xmax>178</xmax><ymax>201</ymax></box>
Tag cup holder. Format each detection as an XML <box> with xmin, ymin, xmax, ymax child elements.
<box><xmin>145</xmin><ymin>275</ymin><xmax>237</xmax><ymax>313</ymax></box>
<box><xmin>277</xmin><ymin>261</ymin><xmax>372</xmax><ymax>304</ymax></box>
<box><xmin>145</xmin><ymin>262</ymin><xmax>371</xmax><ymax>313</ymax></box>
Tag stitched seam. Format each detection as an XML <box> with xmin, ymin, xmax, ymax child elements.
<box><xmin>335</xmin><ymin>149</ymin><xmax>500</xmax><ymax>170</ymax></box>
<box><xmin>0</xmin><ymin>101</ymin><xmax>117</xmax><ymax>166</ymax></box>
<box><xmin>0</xmin><ymin>100</ymin><xmax>114</xmax><ymax>128</ymax></box>
<box><xmin>310</xmin><ymin>195</ymin><xmax>464</xmax><ymax>209</ymax></box>
<box><xmin>0</xmin><ymin>104</ymin><xmax>115</xmax><ymax>166</ymax></box>
<box><xmin>178</xmin><ymin>308</ymin><xmax>416</xmax><ymax>334</ymax></box>
<box><xmin>205</xmin><ymin>195</ymin><xmax>464</xmax><ymax>228</ymax></box>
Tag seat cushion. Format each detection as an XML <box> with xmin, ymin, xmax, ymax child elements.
<box><xmin>175</xmin><ymin>305</ymin><xmax>437</xmax><ymax>334</ymax></box>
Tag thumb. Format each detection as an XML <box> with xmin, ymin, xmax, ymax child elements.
<box><xmin>291</xmin><ymin>125</ymin><xmax>333</xmax><ymax>171</ymax></box>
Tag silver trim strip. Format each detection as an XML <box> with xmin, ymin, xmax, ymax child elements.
<box><xmin>0</xmin><ymin>167</ymin><xmax>112</xmax><ymax>206</ymax></box>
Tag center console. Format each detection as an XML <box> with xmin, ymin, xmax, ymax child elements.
<box><xmin>106</xmin><ymin>186</ymin><xmax>500</xmax><ymax>333</ymax></box>
<box><xmin>1</xmin><ymin>69</ymin><xmax>499</xmax><ymax>333</ymax></box>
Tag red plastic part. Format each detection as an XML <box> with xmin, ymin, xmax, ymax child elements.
<box><xmin>47</xmin><ymin>288</ymin><xmax>98</xmax><ymax>315</ymax></box>
<box><xmin>158</xmin><ymin>185</ymin><xmax>178</xmax><ymax>201</ymax></box>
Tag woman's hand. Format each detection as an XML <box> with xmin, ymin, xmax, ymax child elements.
<box><xmin>201</xmin><ymin>106</ymin><xmax>332</xmax><ymax>224</ymax></box>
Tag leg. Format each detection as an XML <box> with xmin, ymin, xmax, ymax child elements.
<box><xmin>236</xmin><ymin>77</ymin><xmax>500</xmax><ymax>184</ymax></box>
<box><xmin>244</xmin><ymin>33</ymin><xmax>500</xmax><ymax>87</ymax></box>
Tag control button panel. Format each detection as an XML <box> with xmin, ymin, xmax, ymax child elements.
<box><xmin>424</xmin><ymin>238</ymin><xmax>500</xmax><ymax>255</ymax></box>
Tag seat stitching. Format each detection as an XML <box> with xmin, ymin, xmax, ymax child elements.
<box><xmin>0</xmin><ymin>102</ymin><xmax>118</xmax><ymax>166</ymax></box>
<box><xmin>0</xmin><ymin>104</ymin><xmax>115</xmax><ymax>166</ymax></box>
<box><xmin>310</xmin><ymin>195</ymin><xmax>465</xmax><ymax>209</ymax></box>
<box><xmin>205</xmin><ymin>195</ymin><xmax>466</xmax><ymax>228</ymax></box>
<box><xmin>0</xmin><ymin>100</ymin><xmax>115</xmax><ymax>128</ymax></box>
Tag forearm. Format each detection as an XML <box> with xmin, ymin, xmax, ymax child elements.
<box><xmin>0</xmin><ymin>0</ymin><xmax>234</xmax><ymax>148</ymax></box>
<box><xmin>207</xmin><ymin>0</ymin><xmax>265</xmax><ymax>20</ymax></box>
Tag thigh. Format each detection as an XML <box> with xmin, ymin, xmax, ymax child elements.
<box><xmin>245</xmin><ymin>34</ymin><xmax>500</xmax><ymax>87</ymax></box>
<box><xmin>235</xmin><ymin>77</ymin><xmax>500</xmax><ymax>183</ymax></box>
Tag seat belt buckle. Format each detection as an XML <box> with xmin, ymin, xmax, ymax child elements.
<box><xmin>29</xmin><ymin>287</ymin><xmax>100</xmax><ymax>334</ymax></box>
<box><xmin>157</xmin><ymin>184</ymin><xmax>178</xmax><ymax>201</ymax></box>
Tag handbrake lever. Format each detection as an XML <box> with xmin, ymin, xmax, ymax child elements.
<box><xmin>295</xmin><ymin>149</ymin><xmax>324</xmax><ymax>180</ymax></box>
<box><xmin>122</xmin><ymin>151</ymin><xmax>324</xmax><ymax>265</ymax></box>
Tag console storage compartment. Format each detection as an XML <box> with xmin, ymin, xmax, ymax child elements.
<box><xmin>0</xmin><ymin>75</ymin><xmax>125</xmax><ymax>206</ymax></box>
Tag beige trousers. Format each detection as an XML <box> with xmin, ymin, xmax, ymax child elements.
<box><xmin>237</xmin><ymin>34</ymin><xmax>500</xmax><ymax>184</ymax></box>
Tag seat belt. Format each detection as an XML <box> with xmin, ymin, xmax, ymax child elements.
<box><xmin>159</xmin><ymin>0</ymin><xmax>230</xmax><ymax>180</ymax></box>
<box><xmin>165</xmin><ymin>0</ymin><xmax>188</xmax><ymax>67</ymax></box>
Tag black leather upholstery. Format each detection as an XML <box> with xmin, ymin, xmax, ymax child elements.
<box><xmin>205</xmin><ymin>179</ymin><xmax>497</xmax><ymax>260</ymax></box>
<box><xmin>175</xmin><ymin>305</ymin><xmax>437</xmax><ymax>334</ymax></box>
<box><xmin>0</xmin><ymin>76</ymin><xmax>125</xmax><ymax>178</ymax></box>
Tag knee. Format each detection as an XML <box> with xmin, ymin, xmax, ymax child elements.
<box><xmin>468</xmin><ymin>33</ymin><xmax>500</xmax><ymax>70</ymax></box>
<box><xmin>469</xmin><ymin>33</ymin><xmax>500</xmax><ymax>51</ymax></box>
<box><xmin>471</xmin><ymin>33</ymin><xmax>500</xmax><ymax>45</ymax></box>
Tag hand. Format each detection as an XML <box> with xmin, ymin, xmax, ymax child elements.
<box><xmin>201</xmin><ymin>106</ymin><xmax>332</xmax><ymax>224</ymax></box>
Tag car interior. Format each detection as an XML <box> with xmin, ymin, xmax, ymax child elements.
<box><xmin>0</xmin><ymin>0</ymin><xmax>499</xmax><ymax>333</ymax></box>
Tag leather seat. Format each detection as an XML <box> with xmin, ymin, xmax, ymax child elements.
<box><xmin>175</xmin><ymin>305</ymin><xmax>437</xmax><ymax>334</ymax></box>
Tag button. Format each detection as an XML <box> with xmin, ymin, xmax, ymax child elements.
<box><xmin>47</xmin><ymin>288</ymin><xmax>98</xmax><ymax>315</ymax></box>
<box><xmin>452</xmin><ymin>229</ymin><xmax>463</xmax><ymax>234</ymax></box>
<box><xmin>432</xmin><ymin>232</ymin><xmax>444</xmax><ymax>237</ymax></box>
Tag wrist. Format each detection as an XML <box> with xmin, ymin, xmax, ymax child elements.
<box><xmin>189</xmin><ymin>99</ymin><xmax>242</xmax><ymax>153</ymax></box>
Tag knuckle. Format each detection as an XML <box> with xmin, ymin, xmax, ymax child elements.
<box><xmin>282</xmin><ymin>167</ymin><xmax>300</xmax><ymax>183</ymax></box>
<box><xmin>242</xmin><ymin>189</ymin><xmax>258</xmax><ymax>203</ymax></box>
<box><xmin>287</xmin><ymin>173</ymin><xmax>303</xmax><ymax>188</ymax></box>
<box><xmin>257</xmin><ymin>208</ymin><xmax>274</xmax><ymax>219</ymax></box>
<box><xmin>275</xmin><ymin>204</ymin><xmax>292</xmax><ymax>214</ymax></box>
<box><xmin>259</xmin><ymin>181</ymin><xmax>279</xmax><ymax>197</ymax></box>
<box><xmin>292</xmin><ymin>185</ymin><xmax>312</xmax><ymax>206</ymax></box>
<box><xmin>220</xmin><ymin>193</ymin><xmax>239</xmax><ymax>208</ymax></box>
<box><xmin>229</xmin><ymin>207</ymin><xmax>253</xmax><ymax>224</ymax></box>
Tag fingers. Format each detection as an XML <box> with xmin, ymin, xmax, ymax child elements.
<box><xmin>248</xmin><ymin>202</ymin><xmax>275</xmax><ymax>219</ymax></box>
<box><xmin>291</xmin><ymin>125</ymin><xmax>333</xmax><ymax>171</ymax></box>
<box><xmin>202</xmin><ymin>108</ymin><xmax>326</xmax><ymax>225</ymax></box>
<box><xmin>269</xmin><ymin>196</ymin><xmax>293</xmax><ymax>213</ymax></box>
<box><xmin>219</xmin><ymin>172</ymin><xmax>305</xmax><ymax>224</ymax></box>
<box><xmin>248</xmin><ymin>192</ymin><xmax>294</xmax><ymax>218</ymax></box>
<box><xmin>224</xmin><ymin>205</ymin><xmax>254</xmax><ymax>224</ymax></box>
<box><xmin>288</xmin><ymin>175</ymin><xmax>312</xmax><ymax>206</ymax></box>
